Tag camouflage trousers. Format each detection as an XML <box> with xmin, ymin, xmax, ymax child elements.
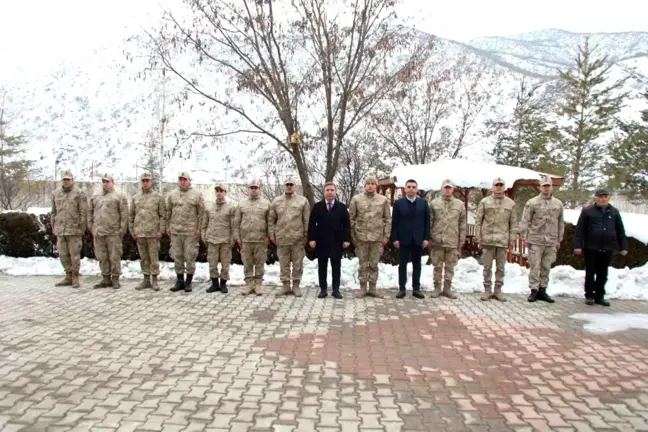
<box><xmin>355</xmin><ymin>240</ymin><xmax>383</xmax><ymax>284</ymax></box>
<box><xmin>241</xmin><ymin>242</ymin><xmax>266</xmax><ymax>285</ymax></box>
<box><xmin>57</xmin><ymin>235</ymin><xmax>82</xmax><ymax>273</ymax></box>
<box><xmin>277</xmin><ymin>243</ymin><xmax>305</xmax><ymax>283</ymax></box>
<box><xmin>136</xmin><ymin>238</ymin><xmax>160</xmax><ymax>276</ymax></box>
<box><xmin>528</xmin><ymin>244</ymin><xmax>557</xmax><ymax>290</ymax></box>
<box><xmin>170</xmin><ymin>235</ymin><xmax>199</xmax><ymax>274</ymax></box>
<box><xmin>94</xmin><ymin>235</ymin><xmax>123</xmax><ymax>277</ymax></box>
<box><xmin>208</xmin><ymin>242</ymin><xmax>232</xmax><ymax>280</ymax></box>
<box><xmin>430</xmin><ymin>247</ymin><xmax>459</xmax><ymax>291</ymax></box>
<box><xmin>482</xmin><ymin>246</ymin><xmax>507</xmax><ymax>290</ymax></box>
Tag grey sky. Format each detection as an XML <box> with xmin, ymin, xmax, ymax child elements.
<box><xmin>1</xmin><ymin>0</ymin><xmax>645</xmax><ymax>82</ymax></box>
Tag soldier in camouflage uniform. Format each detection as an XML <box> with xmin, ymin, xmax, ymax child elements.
<box><xmin>428</xmin><ymin>179</ymin><xmax>467</xmax><ymax>299</ymax></box>
<box><xmin>234</xmin><ymin>179</ymin><xmax>270</xmax><ymax>296</ymax></box>
<box><xmin>129</xmin><ymin>172</ymin><xmax>166</xmax><ymax>291</ymax></box>
<box><xmin>269</xmin><ymin>176</ymin><xmax>310</xmax><ymax>297</ymax></box>
<box><xmin>349</xmin><ymin>174</ymin><xmax>392</xmax><ymax>298</ymax></box>
<box><xmin>166</xmin><ymin>172</ymin><xmax>204</xmax><ymax>293</ymax></box>
<box><xmin>475</xmin><ymin>177</ymin><xmax>518</xmax><ymax>302</ymax></box>
<box><xmin>202</xmin><ymin>183</ymin><xmax>235</xmax><ymax>294</ymax></box>
<box><xmin>89</xmin><ymin>173</ymin><xmax>129</xmax><ymax>289</ymax></box>
<box><xmin>51</xmin><ymin>170</ymin><xmax>87</xmax><ymax>288</ymax></box>
<box><xmin>519</xmin><ymin>175</ymin><xmax>564</xmax><ymax>303</ymax></box>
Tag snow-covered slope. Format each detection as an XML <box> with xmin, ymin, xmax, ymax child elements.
<box><xmin>2</xmin><ymin>28</ymin><xmax>647</xmax><ymax>183</ymax></box>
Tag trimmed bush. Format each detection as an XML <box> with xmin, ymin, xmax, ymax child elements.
<box><xmin>1</xmin><ymin>212</ymin><xmax>647</xmax><ymax>270</ymax></box>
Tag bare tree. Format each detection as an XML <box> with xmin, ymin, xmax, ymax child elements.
<box><xmin>129</xmin><ymin>0</ymin><xmax>433</xmax><ymax>205</ymax></box>
<box><xmin>233</xmin><ymin>152</ymin><xmax>293</xmax><ymax>202</ymax></box>
<box><xmin>335</xmin><ymin>132</ymin><xmax>387</xmax><ymax>205</ymax></box>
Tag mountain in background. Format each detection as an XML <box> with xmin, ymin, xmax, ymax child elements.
<box><xmin>3</xmin><ymin>28</ymin><xmax>647</xmax><ymax>183</ymax></box>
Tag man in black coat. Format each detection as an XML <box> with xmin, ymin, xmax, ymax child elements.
<box><xmin>391</xmin><ymin>179</ymin><xmax>430</xmax><ymax>299</ymax></box>
<box><xmin>308</xmin><ymin>182</ymin><xmax>351</xmax><ymax>299</ymax></box>
<box><xmin>574</xmin><ymin>189</ymin><xmax>628</xmax><ymax>306</ymax></box>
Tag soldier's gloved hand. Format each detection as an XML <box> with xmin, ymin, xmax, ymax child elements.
<box><xmin>119</xmin><ymin>229</ymin><xmax>125</xmax><ymax>238</ymax></box>
<box><xmin>195</xmin><ymin>231</ymin><xmax>201</xmax><ymax>239</ymax></box>
<box><xmin>264</xmin><ymin>237</ymin><xmax>269</xmax><ymax>246</ymax></box>
<box><xmin>156</xmin><ymin>232</ymin><xmax>162</xmax><ymax>240</ymax></box>
<box><xmin>556</xmin><ymin>241</ymin><xmax>561</xmax><ymax>249</ymax></box>
<box><xmin>237</xmin><ymin>240</ymin><xmax>242</xmax><ymax>248</ymax></box>
<box><xmin>382</xmin><ymin>238</ymin><xmax>388</xmax><ymax>247</ymax></box>
<box><xmin>309</xmin><ymin>241</ymin><xmax>316</xmax><ymax>248</ymax></box>
<box><xmin>270</xmin><ymin>238</ymin><xmax>276</xmax><ymax>245</ymax></box>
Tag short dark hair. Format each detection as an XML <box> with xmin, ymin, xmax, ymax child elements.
<box><xmin>324</xmin><ymin>182</ymin><xmax>336</xmax><ymax>189</ymax></box>
<box><xmin>405</xmin><ymin>179</ymin><xmax>417</xmax><ymax>185</ymax></box>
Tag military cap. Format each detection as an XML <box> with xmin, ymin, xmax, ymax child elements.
<box><xmin>178</xmin><ymin>171</ymin><xmax>191</xmax><ymax>180</ymax></box>
<box><xmin>492</xmin><ymin>177</ymin><xmax>505</xmax><ymax>186</ymax></box>
<box><xmin>441</xmin><ymin>178</ymin><xmax>455</xmax><ymax>188</ymax></box>
<box><xmin>102</xmin><ymin>173</ymin><xmax>114</xmax><ymax>181</ymax></box>
<box><xmin>141</xmin><ymin>172</ymin><xmax>153</xmax><ymax>180</ymax></box>
<box><xmin>249</xmin><ymin>179</ymin><xmax>261</xmax><ymax>187</ymax></box>
<box><xmin>594</xmin><ymin>188</ymin><xmax>609</xmax><ymax>196</ymax></box>
<box><xmin>62</xmin><ymin>170</ymin><xmax>73</xmax><ymax>180</ymax></box>
<box><xmin>364</xmin><ymin>174</ymin><xmax>378</xmax><ymax>184</ymax></box>
<box><xmin>214</xmin><ymin>183</ymin><xmax>228</xmax><ymax>192</ymax></box>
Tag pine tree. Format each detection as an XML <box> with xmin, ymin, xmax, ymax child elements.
<box><xmin>487</xmin><ymin>78</ymin><xmax>558</xmax><ymax>171</ymax></box>
<box><xmin>0</xmin><ymin>112</ymin><xmax>35</xmax><ymax>210</ymax></box>
<box><xmin>608</xmin><ymin>90</ymin><xmax>648</xmax><ymax>201</ymax></box>
<box><xmin>554</xmin><ymin>39</ymin><xmax>629</xmax><ymax>207</ymax></box>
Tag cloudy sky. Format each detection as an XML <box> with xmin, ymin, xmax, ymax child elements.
<box><xmin>0</xmin><ymin>0</ymin><xmax>645</xmax><ymax>82</ymax></box>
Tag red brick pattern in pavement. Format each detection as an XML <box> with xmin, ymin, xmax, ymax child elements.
<box><xmin>264</xmin><ymin>310</ymin><xmax>648</xmax><ymax>429</ymax></box>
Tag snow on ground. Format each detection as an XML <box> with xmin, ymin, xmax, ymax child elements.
<box><xmin>564</xmin><ymin>209</ymin><xmax>648</xmax><ymax>245</ymax></box>
<box><xmin>390</xmin><ymin>159</ymin><xmax>543</xmax><ymax>191</ymax></box>
<box><xmin>569</xmin><ymin>313</ymin><xmax>648</xmax><ymax>334</ymax></box>
<box><xmin>1</xmin><ymin>255</ymin><xmax>647</xmax><ymax>300</ymax></box>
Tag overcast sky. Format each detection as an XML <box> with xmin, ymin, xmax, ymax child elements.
<box><xmin>1</xmin><ymin>0</ymin><xmax>646</xmax><ymax>82</ymax></box>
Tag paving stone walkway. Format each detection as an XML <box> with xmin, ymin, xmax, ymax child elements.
<box><xmin>1</xmin><ymin>275</ymin><xmax>648</xmax><ymax>431</ymax></box>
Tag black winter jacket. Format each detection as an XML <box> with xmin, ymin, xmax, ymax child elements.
<box><xmin>574</xmin><ymin>204</ymin><xmax>628</xmax><ymax>252</ymax></box>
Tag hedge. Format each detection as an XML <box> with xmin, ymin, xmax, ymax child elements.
<box><xmin>0</xmin><ymin>212</ymin><xmax>646</xmax><ymax>270</ymax></box>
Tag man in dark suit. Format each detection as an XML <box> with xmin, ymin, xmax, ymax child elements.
<box><xmin>574</xmin><ymin>189</ymin><xmax>628</xmax><ymax>306</ymax></box>
<box><xmin>308</xmin><ymin>182</ymin><xmax>351</xmax><ymax>299</ymax></box>
<box><xmin>391</xmin><ymin>179</ymin><xmax>430</xmax><ymax>299</ymax></box>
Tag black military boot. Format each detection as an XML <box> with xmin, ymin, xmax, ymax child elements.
<box><xmin>219</xmin><ymin>279</ymin><xmax>228</xmax><ymax>294</ymax></box>
<box><xmin>528</xmin><ymin>289</ymin><xmax>539</xmax><ymax>302</ymax></box>
<box><xmin>170</xmin><ymin>274</ymin><xmax>185</xmax><ymax>292</ymax></box>
<box><xmin>537</xmin><ymin>287</ymin><xmax>555</xmax><ymax>303</ymax></box>
<box><xmin>184</xmin><ymin>274</ymin><xmax>194</xmax><ymax>292</ymax></box>
<box><xmin>206</xmin><ymin>278</ymin><xmax>220</xmax><ymax>293</ymax></box>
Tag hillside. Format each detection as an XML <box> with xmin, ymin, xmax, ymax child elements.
<box><xmin>2</xmin><ymin>28</ymin><xmax>647</xmax><ymax>184</ymax></box>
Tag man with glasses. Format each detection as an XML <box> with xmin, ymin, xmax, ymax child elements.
<box><xmin>234</xmin><ymin>179</ymin><xmax>271</xmax><ymax>296</ymax></box>
<box><xmin>574</xmin><ymin>189</ymin><xmax>628</xmax><ymax>306</ymax></box>
<box><xmin>390</xmin><ymin>179</ymin><xmax>429</xmax><ymax>299</ymax></box>
<box><xmin>51</xmin><ymin>170</ymin><xmax>87</xmax><ymax>288</ymax></box>
<box><xmin>475</xmin><ymin>177</ymin><xmax>517</xmax><ymax>302</ymax></box>
<box><xmin>519</xmin><ymin>176</ymin><xmax>564</xmax><ymax>303</ymax></box>
<box><xmin>428</xmin><ymin>179</ymin><xmax>467</xmax><ymax>299</ymax></box>
<box><xmin>270</xmin><ymin>176</ymin><xmax>310</xmax><ymax>297</ymax></box>
<box><xmin>202</xmin><ymin>183</ymin><xmax>236</xmax><ymax>294</ymax></box>
<box><xmin>89</xmin><ymin>173</ymin><xmax>129</xmax><ymax>289</ymax></box>
<box><xmin>129</xmin><ymin>172</ymin><xmax>166</xmax><ymax>291</ymax></box>
<box><xmin>349</xmin><ymin>174</ymin><xmax>392</xmax><ymax>298</ymax></box>
<box><xmin>167</xmin><ymin>172</ymin><xmax>204</xmax><ymax>293</ymax></box>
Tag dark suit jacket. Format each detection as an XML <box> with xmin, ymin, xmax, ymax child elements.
<box><xmin>390</xmin><ymin>196</ymin><xmax>430</xmax><ymax>247</ymax></box>
<box><xmin>575</xmin><ymin>203</ymin><xmax>628</xmax><ymax>252</ymax></box>
<box><xmin>308</xmin><ymin>200</ymin><xmax>351</xmax><ymax>258</ymax></box>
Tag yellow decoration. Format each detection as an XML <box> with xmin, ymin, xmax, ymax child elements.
<box><xmin>290</xmin><ymin>132</ymin><xmax>301</xmax><ymax>145</ymax></box>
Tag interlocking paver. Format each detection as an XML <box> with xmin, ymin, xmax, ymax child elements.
<box><xmin>1</xmin><ymin>276</ymin><xmax>648</xmax><ymax>432</ymax></box>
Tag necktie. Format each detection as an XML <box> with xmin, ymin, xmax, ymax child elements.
<box><xmin>327</xmin><ymin>202</ymin><xmax>332</xmax><ymax>212</ymax></box>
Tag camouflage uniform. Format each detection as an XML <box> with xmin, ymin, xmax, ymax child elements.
<box><xmin>428</xmin><ymin>179</ymin><xmax>467</xmax><ymax>298</ymax></box>
<box><xmin>475</xmin><ymin>178</ymin><xmax>518</xmax><ymax>301</ymax></box>
<box><xmin>519</xmin><ymin>177</ymin><xmax>564</xmax><ymax>299</ymax></box>
<box><xmin>349</xmin><ymin>175</ymin><xmax>392</xmax><ymax>297</ymax></box>
<box><xmin>51</xmin><ymin>170</ymin><xmax>87</xmax><ymax>288</ymax></box>
<box><xmin>202</xmin><ymin>183</ymin><xmax>235</xmax><ymax>287</ymax></box>
<box><xmin>166</xmin><ymin>172</ymin><xmax>204</xmax><ymax>291</ymax></box>
<box><xmin>234</xmin><ymin>180</ymin><xmax>271</xmax><ymax>295</ymax></box>
<box><xmin>129</xmin><ymin>172</ymin><xmax>167</xmax><ymax>290</ymax></box>
<box><xmin>269</xmin><ymin>177</ymin><xmax>310</xmax><ymax>297</ymax></box>
<box><xmin>89</xmin><ymin>174</ymin><xmax>129</xmax><ymax>288</ymax></box>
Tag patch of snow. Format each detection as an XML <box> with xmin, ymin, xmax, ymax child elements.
<box><xmin>2</xmin><ymin>255</ymin><xmax>647</xmax><ymax>300</ymax></box>
<box><xmin>390</xmin><ymin>159</ymin><xmax>544</xmax><ymax>191</ymax></box>
<box><xmin>569</xmin><ymin>313</ymin><xmax>648</xmax><ymax>334</ymax></box>
<box><xmin>564</xmin><ymin>209</ymin><xmax>648</xmax><ymax>245</ymax></box>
